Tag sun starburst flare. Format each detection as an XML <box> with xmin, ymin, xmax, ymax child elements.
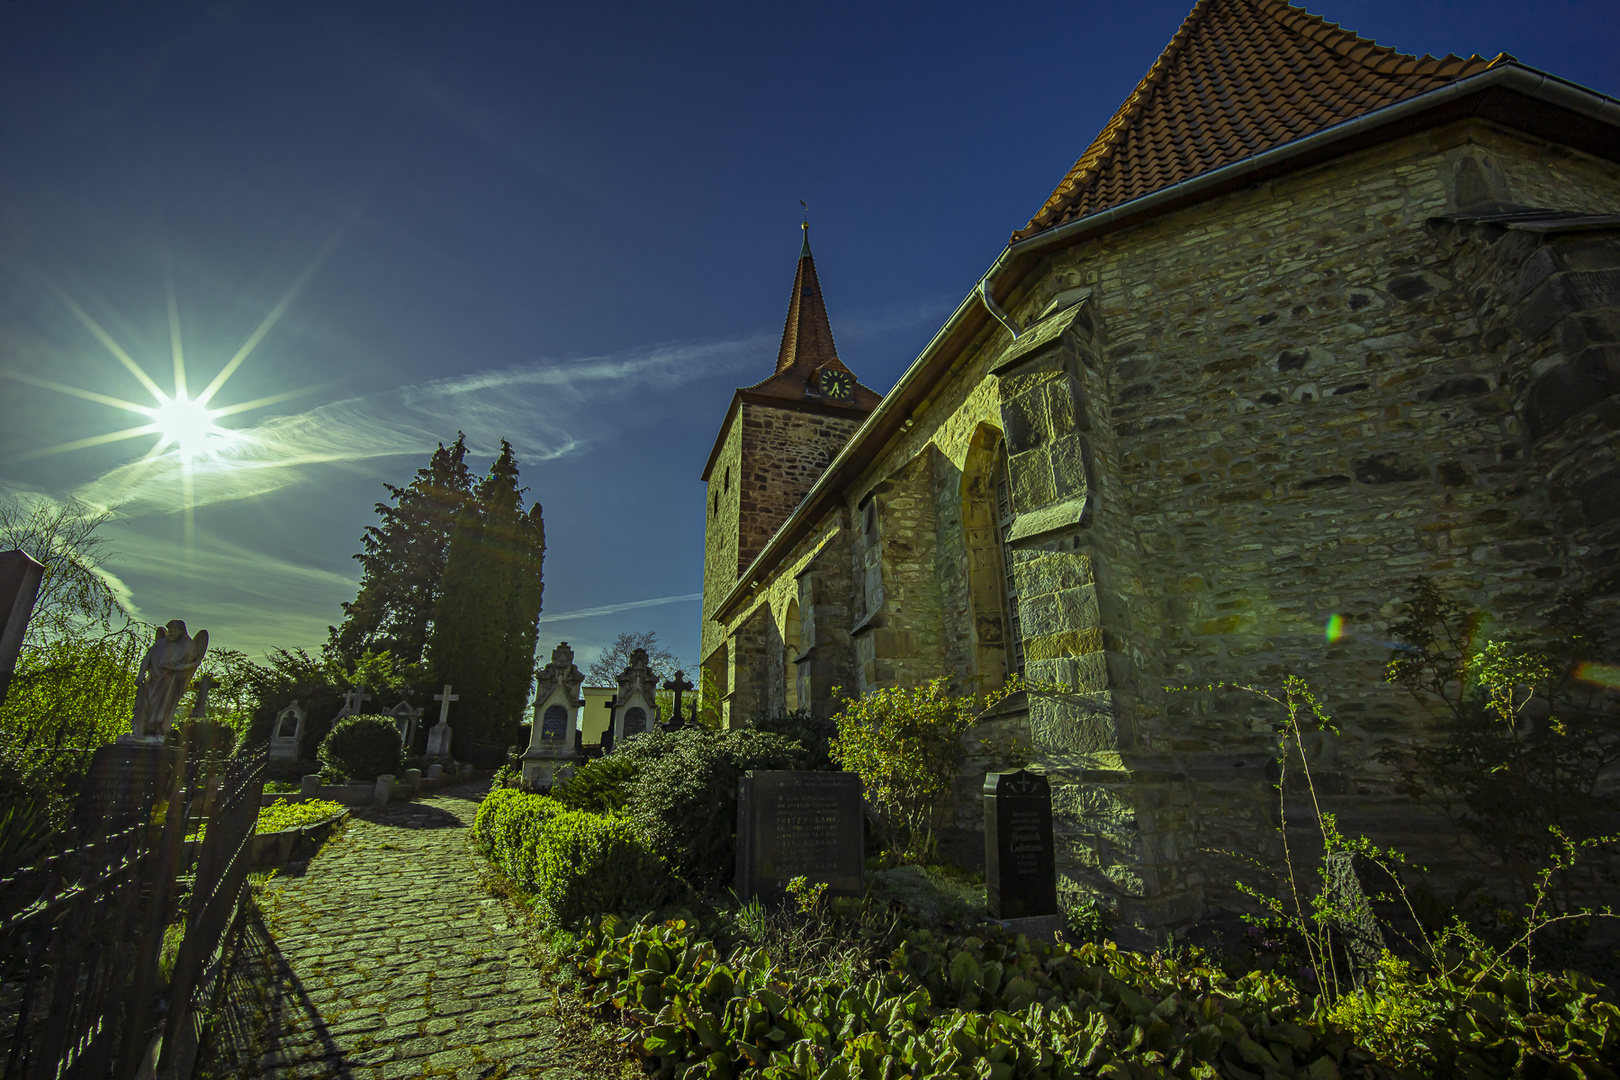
<box><xmin>2</xmin><ymin>264</ymin><xmax>329</xmax><ymax>559</ymax></box>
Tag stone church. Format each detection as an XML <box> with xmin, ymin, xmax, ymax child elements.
<box><xmin>700</xmin><ymin>0</ymin><xmax>1620</xmax><ymax>940</ymax></box>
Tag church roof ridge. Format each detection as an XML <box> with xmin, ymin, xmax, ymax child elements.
<box><xmin>1015</xmin><ymin>0</ymin><xmax>1501</xmax><ymax>241</ymax></box>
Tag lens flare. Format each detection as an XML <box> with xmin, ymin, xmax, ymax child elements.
<box><xmin>151</xmin><ymin>393</ymin><xmax>228</xmax><ymax>459</ymax></box>
<box><xmin>1324</xmin><ymin>614</ymin><xmax>1347</xmax><ymax>644</ymax></box>
<box><xmin>1574</xmin><ymin>661</ymin><xmax>1620</xmax><ymax>690</ymax></box>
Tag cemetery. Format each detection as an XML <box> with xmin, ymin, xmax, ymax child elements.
<box><xmin>3</xmin><ymin>1</ymin><xmax>1620</xmax><ymax>1078</ymax></box>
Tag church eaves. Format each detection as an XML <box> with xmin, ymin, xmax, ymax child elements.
<box><xmin>1015</xmin><ymin>0</ymin><xmax>1503</xmax><ymax>241</ymax></box>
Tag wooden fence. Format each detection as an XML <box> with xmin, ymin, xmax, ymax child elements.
<box><xmin>0</xmin><ymin>736</ymin><xmax>265</xmax><ymax>1080</ymax></box>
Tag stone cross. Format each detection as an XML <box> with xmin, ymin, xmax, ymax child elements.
<box><xmin>662</xmin><ymin>670</ymin><xmax>694</xmax><ymax>725</ymax></box>
<box><xmin>189</xmin><ymin>673</ymin><xmax>220</xmax><ymax>718</ymax></box>
<box><xmin>343</xmin><ymin>686</ymin><xmax>372</xmax><ymax>715</ymax></box>
<box><xmin>434</xmin><ymin>684</ymin><xmax>459</xmax><ymax>725</ymax></box>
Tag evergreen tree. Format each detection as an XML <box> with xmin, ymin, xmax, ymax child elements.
<box><xmin>328</xmin><ymin>436</ymin><xmax>472</xmax><ymax>668</ymax></box>
<box><xmin>427</xmin><ymin>441</ymin><xmax>545</xmax><ymax>756</ymax></box>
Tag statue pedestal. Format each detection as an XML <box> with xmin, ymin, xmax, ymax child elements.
<box><xmin>520</xmin><ymin>746</ymin><xmax>576</xmax><ymax>791</ymax></box>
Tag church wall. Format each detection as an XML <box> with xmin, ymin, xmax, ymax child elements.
<box><xmin>1005</xmin><ymin>118</ymin><xmax>1620</xmax><ymax>915</ymax></box>
<box><xmin>702</xmin><ymin>415</ymin><xmax>745</xmax><ymax>663</ymax></box>
<box><xmin>701</xmin><ymin>116</ymin><xmax>1619</xmax><ymax>938</ymax></box>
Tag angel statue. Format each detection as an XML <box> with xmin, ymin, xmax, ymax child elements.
<box><xmin>128</xmin><ymin>619</ymin><xmax>209</xmax><ymax>741</ymax></box>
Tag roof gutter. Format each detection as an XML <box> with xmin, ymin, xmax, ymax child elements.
<box><xmin>710</xmin><ymin>62</ymin><xmax>1620</xmax><ymax>625</ymax></box>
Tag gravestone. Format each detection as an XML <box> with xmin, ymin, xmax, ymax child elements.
<box><xmin>270</xmin><ymin>701</ymin><xmax>306</xmax><ymax>761</ymax></box>
<box><xmin>427</xmin><ymin>684</ymin><xmax>457</xmax><ymax>757</ymax></box>
<box><xmin>524</xmin><ymin>642</ymin><xmax>583</xmax><ymax>789</ymax></box>
<box><xmin>389</xmin><ymin>699</ymin><xmax>423</xmax><ymax>750</ymax></box>
<box><xmin>662</xmin><ymin>670</ymin><xmax>693</xmax><ymax>732</ymax></box>
<box><xmin>610</xmin><ymin>649</ymin><xmax>660</xmax><ymax>744</ymax></box>
<box><xmin>736</xmin><ymin>770</ymin><xmax>864</xmax><ymax>903</ymax></box>
<box><xmin>984</xmin><ymin>770</ymin><xmax>1059</xmax><ymax>922</ymax></box>
<box><xmin>75</xmin><ymin>741</ymin><xmax>171</xmax><ymax>835</ymax></box>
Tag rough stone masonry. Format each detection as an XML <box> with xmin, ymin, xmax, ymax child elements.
<box><xmin>699</xmin><ymin>3</ymin><xmax>1620</xmax><ymax>943</ymax></box>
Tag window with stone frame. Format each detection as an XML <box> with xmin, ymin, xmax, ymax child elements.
<box><xmin>783</xmin><ymin>598</ymin><xmax>801</xmax><ymax>712</ymax></box>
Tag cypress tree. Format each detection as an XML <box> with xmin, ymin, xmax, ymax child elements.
<box><xmin>328</xmin><ymin>436</ymin><xmax>473</xmax><ymax>668</ymax></box>
<box><xmin>427</xmin><ymin>441</ymin><xmax>545</xmax><ymax>756</ymax></box>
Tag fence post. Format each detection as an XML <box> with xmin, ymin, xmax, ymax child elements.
<box><xmin>116</xmin><ymin>744</ymin><xmax>190</xmax><ymax>1079</ymax></box>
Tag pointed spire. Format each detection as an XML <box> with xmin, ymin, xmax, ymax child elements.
<box><xmin>774</xmin><ymin>225</ymin><xmax>839</xmax><ymax>376</ymax></box>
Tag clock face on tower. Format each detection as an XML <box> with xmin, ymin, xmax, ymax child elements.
<box><xmin>818</xmin><ymin>368</ymin><xmax>853</xmax><ymax>401</ymax></box>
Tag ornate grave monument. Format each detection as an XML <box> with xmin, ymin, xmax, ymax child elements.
<box><xmin>270</xmin><ymin>700</ymin><xmax>306</xmax><ymax>761</ymax></box>
<box><xmin>610</xmin><ymin>648</ymin><xmax>660</xmax><ymax>744</ymax></box>
<box><xmin>523</xmin><ymin>643</ymin><xmax>583</xmax><ymax>789</ymax></box>
<box><xmin>736</xmin><ymin>770</ymin><xmax>864</xmax><ymax>903</ymax></box>
<box><xmin>984</xmin><ymin>769</ymin><xmax>1062</xmax><ymax>940</ymax></box>
<box><xmin>427</xmin><ymin>684</ymin><xmax>457</xmax><ymax>757</ymax></box>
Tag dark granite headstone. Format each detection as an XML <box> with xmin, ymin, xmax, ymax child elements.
<box><xmin>541</xmin><ymin>704</ymin><xmax>568</xmax><ymax>742</ymax></box>
<box><xmin>984</xmin><ymin>769</ymin><xmax>1058</xmax><ymax>919</ymax></box>
<box><xmin>623</xmin><ymin>706</ymin><xmax>647</xmax><ymax>736</ymax></box>
<box><xmin>736</xmin><ymin>770</ymin><xmax>863</xmax><ymax>902</ymax></box>
<box><xmin>75</xmin><ymin>742</ymin><xmax>169</xmax><ymax>835</ymax></box>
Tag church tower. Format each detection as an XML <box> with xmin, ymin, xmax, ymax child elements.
<box><xmin>701</xmin><ymin>226</ymin><xmax>880</xmax><ymax>661</ymax></box>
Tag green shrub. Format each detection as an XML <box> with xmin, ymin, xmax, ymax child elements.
<box><xmin>551</xmin><ymin>728</ymin><xmax>689</xmax><ymax>813</ymax></box>
<box><xmin>626</xmin><ymin>728</ymin><xmax>808</xmax><ymax>891</ymax></box>
<box><xmin>472</xmin><ymin>787</ymin><xmax>529</xmax><ymax>851</ymax></box>
<box><xmin>551</xmin><ymin>753</ymin><xmax>640</xmax><ymax>812</ymax></box>
<box><xmin>473</xmin><ymin>789</ymin><xmax>566</xmax><ymax>885</ymax></box>
<box><xmin>530</xmin><ymin>809</ymin><xmax>671</xmax><ymax>927</ymax></box>
<box><xmin>748</xmin><ymin>709</ymin><xmax>838</xmax><ymax>771</ymax></box>
<box><xmin>475</xmin><ymin>789</ymin><xmax>669</xmax><ymax>926</ymax></box>
<box><xmin>317</xmin><ymin>714</ymin><xmax>404</xmax><ymax>781</ymax></box>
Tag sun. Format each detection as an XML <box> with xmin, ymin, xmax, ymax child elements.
<box><xmin>151</xmin><ymin>393</ymin><xmax>229</xmax><ymax>459</ymax></box>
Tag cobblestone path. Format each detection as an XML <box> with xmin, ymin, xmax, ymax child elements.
<box><xmin>230</xmin><ymin>783</ymin><xmax>596</xmax><ymax>1080</ymax></box>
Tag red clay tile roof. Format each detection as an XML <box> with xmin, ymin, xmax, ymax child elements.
<box><xmin>742</xmin><ymin>226</ymin><xmax>881</xmax><ymax>410</ymax></box>
<box><xmin>1014</xmin><ymin>0</ymin><xmax>1506</xmax><ymax>241</ymax></box>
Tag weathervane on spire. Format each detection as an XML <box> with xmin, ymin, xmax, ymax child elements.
<box><xmin>800</xmin><ymin>199</ymin><xmax>809</xmax><ymax>225</ymax></box>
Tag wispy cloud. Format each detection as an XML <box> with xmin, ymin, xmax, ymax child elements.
<box><xmin>73</xmin><ymin>332</ymin><xmax>770</xmax><ymax>516</ymax></box>
<box><xmin>541</xmin><ymin>592</ymin><xmax>702</xmax><ymax>624</ymax></box>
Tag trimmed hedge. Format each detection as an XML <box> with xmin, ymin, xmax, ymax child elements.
<box><xmin>626</xmin><ymin>728</ymin><xmax>808</xmax><ymax>891</ymax></box>
<box><xmin>474</xmin><ymin>789</ymin><xmax>670</xmax><ymax>927</ymax></box>
<box><xmin>317</xmin><ymin>714</ymin><xmax>404</xmax><ymax>781</ymax></box>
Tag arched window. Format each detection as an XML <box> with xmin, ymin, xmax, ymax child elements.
<box><xmin>960</xmin><ymin>426</ymin><xmax>1023</xmax><ymax>686</ymax></box>
<box><xmin>783</xmin><ymin>599</ymin><xmax>801</xmax><ymax>712</ymax></box>
<box><xmin>993</xmin><ymin>454</ymin><xmax>1025</xmax><ymax>675</ymax></box>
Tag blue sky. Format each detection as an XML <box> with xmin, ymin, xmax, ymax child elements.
<box><xmin>2</xmin><ymin>1</ymin><xmax>1617</xmax><ymax>676</ymax></box>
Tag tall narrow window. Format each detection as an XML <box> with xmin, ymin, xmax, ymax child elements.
<box><xmin>783</xmin><ymin>599</ymin><xmax>801</xmax><ymax>712</ymax></box>
<box><xmin>994</xmin><ymin>457</ymin><xmax>1025</xmax><ymax>674</ymax></box>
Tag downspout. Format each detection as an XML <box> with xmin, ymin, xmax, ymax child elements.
<box><xmin>977</xmin><ymin>251</ymin><xmax>1021</xmax><ymax>338</ymax></box>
